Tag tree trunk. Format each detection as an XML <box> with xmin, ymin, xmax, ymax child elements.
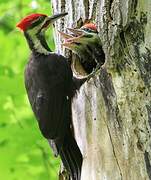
<box><xmin>52</xmin><ymin>0</ymin><xmax>151</xmax><ymax>179</ymax></box>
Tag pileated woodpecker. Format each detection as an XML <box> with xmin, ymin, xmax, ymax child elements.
<box><xmin>16</xmin><ymin>13</ymin><xmax>83</xmax><ymax>180</ymax></box>
<box><xmin>60</xmin><ymin>23</ymin><xmax>105</xmax><ymax>74</ymax></box>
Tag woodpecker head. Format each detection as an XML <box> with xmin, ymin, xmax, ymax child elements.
<box><xmin>17</xmin><ymin>12</ymin><xmax>68</xmax><ymax>54</ymax></box>
<box><xmin>16</xmin><ymin>12</ymin><xmax>68</xmax><ymax>34</ymax></box>
<box><xmin>60</xmin><ymin>23</ymin><xmax>100</xmax><ymax>51</ymax></box>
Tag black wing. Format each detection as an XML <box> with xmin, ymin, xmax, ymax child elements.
<box><xmin>24</xmin><ymin>53</ymin><xmax>73</xmax><ymax>141</ymax></box>
<box><xmin>24</xmin><ymin>53</ymin><xmax>83</xmax><ymax>179</ymax></box>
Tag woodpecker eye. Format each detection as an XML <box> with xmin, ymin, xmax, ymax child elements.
<box><xmin>29</xmin><ymin>16</ymin><xmax>46</xmax><ymax>29</ymax></box>
<box><xmin>82</xmin><ymin>28</ymin><xmax>88</xmax><ymax>31</ymax></box>
<box><xmin>82</xmin><ymin>28</ymin><xmax>92</xmax><ymax>33</ymax></box>
<box><xmin>82</xmin><ymin>27</ymin><xmax>98</xmax><ymax>34</ymax></box>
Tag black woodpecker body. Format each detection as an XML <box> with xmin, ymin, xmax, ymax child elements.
<box><xmin>60</xmin><ymin>23</ymin><xmax>105</xmax><ymax>74</ymax></box>
<box><xmin>17</xmin><ymin>13</ymin><xmax>82</xmax><ymax>180</ymax></box>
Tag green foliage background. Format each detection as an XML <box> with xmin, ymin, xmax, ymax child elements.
<box><xmin>0</xmin><ymin>0</ymin><xmax>60</xmax><ymax>179</ymax></box>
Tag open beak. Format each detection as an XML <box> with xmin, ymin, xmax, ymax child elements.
<box><xmin>58</xmin><ymin>30</ymin><xmax>73</xmax><ymax>48</ymax></box>
<box><xmin>58</xmin><ymin>30</ymin><xmax>73</xmax><ymax>39</ymax></box>
<box><xmin>67</xmin><ymin>28</ymin><xmax>83</xmax><ymax>36</ymax></box>
<box><xmin>59</xmin><ymin>28</ymin><xmax>85</xmax><ymax>47</ymax></box>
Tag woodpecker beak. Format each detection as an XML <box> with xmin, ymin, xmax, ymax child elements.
<box><xmin>59</xmin><ymin>28</ymin><xmax>85</xmax><ymax>48</ymax></box>
<box><xmin>42</xmin><ymin>12</ymin><xmax>68</xmax><ymax>29</ymax></box>
<box><xmin>46</xmin><ymin>12</ymin><xmax>68</xmax><ymax>23</ymax></box>
<box><xmin>66</xmin><ymin>28</ymin><xmax>83</xmax><ymax>36</ymax></box>
<box><xmin>58</xmin><ymin>30</ymin><xmax>73</xmax><ymax>39</ymax></box>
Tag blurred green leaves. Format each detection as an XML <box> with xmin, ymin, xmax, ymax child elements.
<box><xmin>0</xmin><ymin>0</ymin><xmax>59</xmax><ymax>179</ymax></box>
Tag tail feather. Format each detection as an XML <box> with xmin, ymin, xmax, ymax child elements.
<box><xmin>59</xmin><ymin>130</ymin><xmax>82</xmax><ymax>180</ymax></box>
<box><xmin>61</xmin><ymin>148</ymin><xmax>76</xmax><ymax>179</ymax></box>
<box><xmin>68</xmin><ymin>140</ymin><xmax>82</xmax><ymax>179</ymax></box>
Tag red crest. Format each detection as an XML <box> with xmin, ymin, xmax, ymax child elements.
<box><xmin>82</xmin><ymin>23</ymin><xmax>97</xmax><ymax>32</ymax></box>
<box><xmin>16</xmin><ymin>13</ymin><xmax>47</xmax><ymax>31</ymax></box>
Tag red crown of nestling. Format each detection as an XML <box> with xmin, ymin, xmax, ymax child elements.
<box><xmin>16</xmin><ymin>13</ymin><xmax>47</xmax><ymax>31</ymax></box>
<box><xmin>82</xmin><ymin>23</ymin><xmax>97</xmax><ymax>32</ymax></box>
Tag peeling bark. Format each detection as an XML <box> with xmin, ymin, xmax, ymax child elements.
<box><xmin>52</xmin><ymin>0</ymin><xmax>151</xmax><ymax>179</ymax></box>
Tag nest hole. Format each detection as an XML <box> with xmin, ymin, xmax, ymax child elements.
<box><xmin>72</xmin><ymin>46</ymin><xmax>105</xmax><ymax>77</ymax></box>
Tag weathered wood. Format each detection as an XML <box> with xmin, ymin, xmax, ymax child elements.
<box><xmin>52</xmin><ymin>0</ymin><xmax>151</xmax><ymax>179</ymax></box>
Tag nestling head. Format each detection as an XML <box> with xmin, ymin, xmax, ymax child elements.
<box><xmin>60</xmin><ymin>23</ymin><xmax>99</xmax><ymax>50</ymax></box>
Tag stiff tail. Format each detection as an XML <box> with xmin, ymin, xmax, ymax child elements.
<box><xmin>59</xmin><ymin>129</ymin><xmax>83</xmax><ymax>180</ymax></box>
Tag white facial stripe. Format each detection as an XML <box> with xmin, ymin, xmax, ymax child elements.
<box><xmin>33</xmin><ymin>37</ymin><xmax>49</xmax><ymax>55</ymax></box>
<box><xmin>27</xmin><ymin>26</ymin><xmax>50</xmax><ymax>55</ymax></box>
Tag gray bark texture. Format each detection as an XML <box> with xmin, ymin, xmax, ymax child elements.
<box><xmin>51</xmin><ymin>0</ymin><xmax>151</xmax><ymax>179</ymax></box>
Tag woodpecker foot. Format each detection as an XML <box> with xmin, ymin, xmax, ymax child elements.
<box><xmin>86</xmin><ymin>64</ymin><xmax>100</xmax><ymax>82</ymax></box>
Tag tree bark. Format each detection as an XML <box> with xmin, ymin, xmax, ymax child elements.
<box><xmin>52</xmin><ymin>0</ymin><xmax>151</xmax><ymax>179</ymax></box>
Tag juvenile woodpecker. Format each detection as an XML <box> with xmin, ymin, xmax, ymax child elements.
<box><xmin>60</xmin><ymin>23</ymin><xmax>105</xmax><ymax>74</ymax></box>
<box><xmin>17</xmin><ymin>13</ymin><xmax>82</xmax><ymax>180</ymax></box>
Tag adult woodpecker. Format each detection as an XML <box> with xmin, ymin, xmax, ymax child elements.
<box><xmin>59</xmin><ymin>23</ymin><xmax>105</xmax><ymax>74</ymax></box>
<box><xmin>16</xmin><ymin>13</ymin><xmax>82</xmax><ymax>180</ymax></box>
